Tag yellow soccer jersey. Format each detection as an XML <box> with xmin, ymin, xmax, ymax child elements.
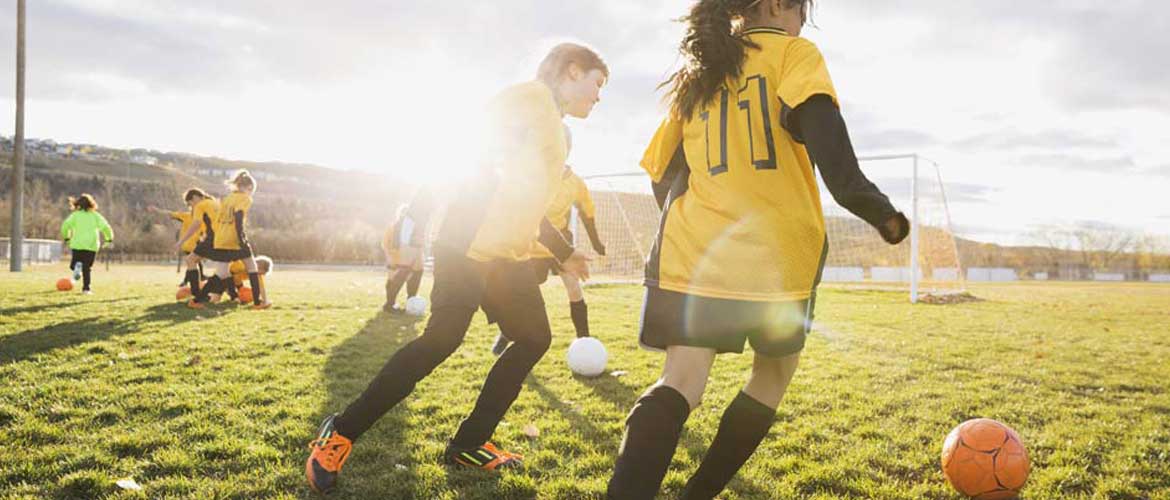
<box><xmin>191</xmin><ymin>198</ymin><xmax>220</xmax><ymax>243</ymax></box>
<box><xmin>170</xmin><ymin>211</ymin><xmax>199</xmax><ymax>253</ymax></box>
<box><xmin>531</xmin><ymin>168</ymin><xmax>596</xmax><ymax>259</ymax></box>
<box><xmin>645</xmin><ymin>28</ymin><xmax>837</xmax><ymax>301</ymax></box>
<box><xmin>213</xmin><ymin>192</ymin><xmax>253</xmax><ymax>250</ymax></box>
<box><xmin>461</xmin><ymin>81</ymin><xmax>567</xmax><ymax>262</ymax></box>
<box><xmin>229</xmin><ymin>260</ymin><xmax>265</xmax><ymax>290</ymax></box>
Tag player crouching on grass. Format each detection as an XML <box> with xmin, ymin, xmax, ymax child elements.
<box><xmin>305</xmin><ymin>42</ymin><xmax>606</xmax><ymax>495</ymax></box>
<box><xmin>605</xmin><ymin>1</ymin><xmax>909</xmax><ymax>499</ymax></box>
<box><xmin>188</xmin><ymin>170</ymin><xmax>271</xmax><ymax>310</ymax></box>
<box><xmin>207</xmin><ymin>256</ymin><xmax>273</xmax><ymax>304</ymax></box>
<box><xmin>491</xmin><ymin>125</ymin><xmax>607</xmax><ymax>355</ymax></box>
<box><xmin>381</xmin><ymin>189</ymin><xmax>435</xmax><ymax>314</ymax></box>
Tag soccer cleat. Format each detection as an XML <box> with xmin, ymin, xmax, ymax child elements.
<box><xmin>490</xmin><ymin>334</ymin><xmax>511</xmax><ymax>357</ymax></box>
<box><xmin>252</xmin><ymin>302</ymin><xmax>272</xmax><ymax>310</ymax></box>
<box><xmin>445</xmin><ymin>442</ymin><xmax>524</xmax><ymax>471</ymax></box>
<box><xmin>72</xmin><ymin>263</ymin><xmax>83</xmax><ymax>281</ymax></box>
<box><xmin>81</xmin><ymin>290</ymin><xmax>93</xmax><ymax>295</ymax></box>
<box><xmin>306</xmin><ymin>414</ymin><xmax>353</xmax><ymax>494</ymax></box>
<box><xmin>384</xmin><ymin>304</ymin><xmax>406</xmax><ymax>315</ymax></box>
<box><xmin>187</xmin><ymin>300</ymin><xmax>205</xmax><ymax>309</ymax></box>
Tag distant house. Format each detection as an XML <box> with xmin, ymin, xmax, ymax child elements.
<box><xmin>130</xmin><ymin>153</ymin><xmax>158</xmax><ymax>166</ymax></box>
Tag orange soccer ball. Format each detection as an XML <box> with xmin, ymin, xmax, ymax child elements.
<box><xmin>238</xmin><ymin>286</ymin><xmax>253</xmax><ymax>304</ymax></box>
<box><xmin>176</xmin><ymin>286</ymin><xmax>192</xmax><ymax>301</ymax></box>
<box><xmin>56</xmin><ymin>278</ymin><xmax>74</xmax><ymax>291</ymax></box>
<box><xmin>941</xmin><ymin>418</ymin><xmax>1030</xmax><ymax>499</ymax></box>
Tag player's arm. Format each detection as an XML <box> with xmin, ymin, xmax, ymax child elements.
<box><xmin>233</xmin><ymin>211</ymin><xmax>249</xmax><ymax>247</ymax></box>
<box><xmin>791</xmin><ymin>95</ymin><xmax>908</xmax><ymax>244</ymax></box>
<box><xmin>59</xmin><ymin>213</ymin><xmax>74</xmax><ymax>242</ymax></box>
<box><xmin>574</xmin><ymin>181</ymin><xmax>606</xmax><ymax>256</ymax></box>
<box><xmin>176</xmin><ymin>217</ymin><xmax>201</xmax><ymax>248</ymax></box>
<box><xmin>98</xmin><ymin>212</ymin><xmax>114</xmax><ymax>244</ymax></box>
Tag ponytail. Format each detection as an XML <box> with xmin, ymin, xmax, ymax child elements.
<box><xmin>226</xmin><ymin>169</ymin><xmax>257</xmax><ymax>193</ymax></box>
<box><xmin>662</xmin><ymin>0</ymin><xmax>813</xmax><ymax>120</ymax></box>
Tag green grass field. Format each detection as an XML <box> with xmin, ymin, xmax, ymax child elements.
<box><xmin>1</xmin><ymin>265</ymin><xmax>1168</xmax><ymax>500</ymax></box>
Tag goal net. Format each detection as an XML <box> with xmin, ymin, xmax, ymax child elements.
<box><xmin>577</xmin><ymin>154</ymin><xmax>964</xmax><ymax>302</ymax></box>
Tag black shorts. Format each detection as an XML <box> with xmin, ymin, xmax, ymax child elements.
<box><xmin>429</xmin><ymin>247</ymin><xmax>547</xmax><ymax>335</ymax></box>
<box><xmin>194</xmin><ymin>241</ymin><xmax>253</xmax><ymax>263</ymax></box>
<box><xmin>69</xmin><ymin>250</ymin><xmax>96</xmax><ymax>270</ymax></box>
<box><xmin>531</xmin><ymin>258</ymin><xmax>562</xmax><ymax>285</ymax></box>
<box><xmin>638</xmin><ymin>286</ymin><xmax>815</xmax><ymax>357</ymax></box>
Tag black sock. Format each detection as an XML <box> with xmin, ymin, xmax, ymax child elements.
<box><xmin>82</xmin><ymin>265</ymin><xmax>92</xmax><ymax>291</ymax></box>
<box><xmin>225</xmin><ymin>280</ymin><xmax>238</xmax><ymax>300</ymax></box>
<box><xmin>680</xmin><ymin>392</ymin><xmax>776</xmax><ymax>500</ymax></box>
<box><xmin>406</xmin><ymin>270</ymin><xmax>423</xmax><ymax>298</ymax></box>
<box><xmin>569</xmin><ymin>299</ymin><xmax>590</xmax><ymax>338</ymax></box>
<box><xmin>608</xmin><ymin>385</ymin><xmax>691</xmax><ymax>500</ymax></box>
<box><xmin>248</xmin><ymin>273</ymin><xmax>262</xmax><ymax>305</ymax></box>
<box><xmin>385</xmin><ymin>268</ymin><xmax>409</xmax><ymax>306</ymax></box>
<box><xmin>186</xmin><ymin>270</ymin><xmax>202</xmax><ymax>297</ymax></box>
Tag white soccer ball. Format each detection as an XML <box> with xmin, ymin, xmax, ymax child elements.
<box><xmin>566</xmin><ymin>337</ymin><xmax>608</xmax><ymax>377</ymax></box>
<box><xmin>404</xmin><ymin>296</ymin><xmax>428</xmax><ymax>316</ymax></box>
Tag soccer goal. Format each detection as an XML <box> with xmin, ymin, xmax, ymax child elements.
<box><xmin>576</xmin><ymin>154</ymin><xmax>965</xmax><ymax>303</ymax></box>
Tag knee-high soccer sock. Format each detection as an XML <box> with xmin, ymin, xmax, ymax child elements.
<box><xmin>680</xmin><ymin>392</ymin><xmax>776</xmax><ymax>500</ymax></box>
<box><xmin>186</xmin><ymin>269</ymin><xmax>201</xmax><ymax>297</ymax></box>
<box><xmin>225</xmin><ymin>279</ymin><xmax>238</xmax><ymax>300</ymax></box>
<box><xmin>384</xmin><ymin>269</ymin><xmax>410</xmax><ymax>306</ymax></box>
<box><xmin>248</xmin><ymin>273</ymin><xmax>262</xmax><ymax>305</ymax></box>
<box><xmin>607</xmin><ymin>385</ymin><xmax>691</xmax><ymax>499</ymax></box>
<box><xmin>406</xmin><ymin>269</ymin><xmax>423</xmax><ymax>298</ymax></box>
<box><xmin>570</xmin><ymin>299</ymin><xmax>590</xmax><ymax>338</ymax></box>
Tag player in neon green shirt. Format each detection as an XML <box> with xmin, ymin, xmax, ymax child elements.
<box><xmin>59</xmin><ymin>194</ymin><xmax>114</xmax><ymax>294</ymax></box>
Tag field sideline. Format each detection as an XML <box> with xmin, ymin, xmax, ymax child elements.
<box><xmin>1</xmin><ymin>265</ymin><xmax>1168</xmax><ymax>499</ymax></box>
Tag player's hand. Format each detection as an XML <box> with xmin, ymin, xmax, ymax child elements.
<box><xmin>879</xmin><ymin>213</ymin><xmax>910</xmax><ymax>245</ymax></box>
<box><xmin>593</xmin><ymin>244</ymin><xmax>607</xmax><ymax>257</ymax></box>
<box><xmin>173</xmin><ymin>242</ymin><xmax>183</xmax><ymax>252</ymax></box>
<box><xmin>104</xmin><ymin>241</ymin><xmax>114</xmax><ymax>250</ymax></box>
<box><xmin>560</xmin><ymin>250</ymin><xmax>592</xmax><ymax>281</ymax></box>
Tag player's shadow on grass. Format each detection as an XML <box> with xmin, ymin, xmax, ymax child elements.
<box><xmin>0</xmin><ymin>317</ymin><xmax>142</xmax><ymax>363</ymax></box>
<box><xmin>0</xmin><ymin>296</ymin><xmax>137</xmax><ymax>317</ymax></box>
<box><xmin>310</xmin><ymin>311</ymin><xmax>452</xmax><ymax>500</ymax></box>
<box><xmin>136</xmin><ymin>302</ymin><xmax>245</xmax><ymax>325</ymax></box>
<box><xmin>538</xmin><ymin>374</ymin><xmax>774</xmax><ymax>499</ymax></box>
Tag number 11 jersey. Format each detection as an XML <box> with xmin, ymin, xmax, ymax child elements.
<box><xmin>644</xmin><ymin>28</ymin><xmax>839</xmax><ymax>302</ymax></box>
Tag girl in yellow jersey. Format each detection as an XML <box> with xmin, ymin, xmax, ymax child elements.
<box><xmin>189</xmin><ymin>170</ymin><xmax>270</xmax><ymax>309</ymax></box>
<box><xmin>149</xmin><ymin>188</ymin><xmax>212</xmax><ymax>286</ymax></box>
<box><xmin>491</xmin><ymin>125</ymin><xmax>607</xmax><ymax>355</ymax></box>
<box><xmin>305</xmin><ymin>43</ymin><xmax>605</xmax><ymax>494</ymax></box>
<box><xmin>381</xmin><ymin>189</ymin><xmax>435</xmax><ymax>313</ymax></box>
<box><xmin>607</xmin><ymin>2</ymin><xmax>909</xmax><ymax>498</ymax></box>
<box><xmin>176</xmin><ymin>188</ymin><xmax>219</xmax><ymax>303</ymax></box>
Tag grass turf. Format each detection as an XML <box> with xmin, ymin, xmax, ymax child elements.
<box><xmin>1</xmin><ymin>265</ymin><xmax>1168</xmax><ymax>499</ymax></box>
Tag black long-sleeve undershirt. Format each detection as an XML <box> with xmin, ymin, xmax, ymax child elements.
<box><xmin>538</xmin><ymin>218</ymin><xmax>575</xmax><ymax>262</ymax></box>
<box><xmin>233</xmin><ymin>211</ymin><xmax>249</xmax><ymax>248</ymax></box>
<box><xmin>790</xmin><ymin>95</ymin><xmax>909</xmax><ymax>244</ymax></box>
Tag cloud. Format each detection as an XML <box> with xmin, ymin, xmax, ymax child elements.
<box><xmin>1014</xmin><ymin>154</ymin><xmax>1136</xmax><ymax>173</ymax></box>
<box><xmin>954</xmin><ymin>129</ymin><xmax>1117</xmax><ymax>152</ymax></box>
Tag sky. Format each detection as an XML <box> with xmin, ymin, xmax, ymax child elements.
<box><xmin>0</xmin><ymin>0</ymin><xmax>1167</xmax><ymax>245</ymax></box>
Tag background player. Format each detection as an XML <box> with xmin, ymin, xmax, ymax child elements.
<box><xmin>188</xmin><ymin>170</ymin><xmax>270</xmax><ymax>310</ymax></box>
<box><xmin>381</xmin><ymin>189</ymin><xmax>435</xmax><ymax>314</ymax></box>
<box><xmin>59</xmin><ymin>193</ymin><xmax>114</xmax><ymax>294</ymax></box>
<box><xmin>149</xmin><ymin>188</ymin><xmax>212</xmax><ymax>286</ymax></box>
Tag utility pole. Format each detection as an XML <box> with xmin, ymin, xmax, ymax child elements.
<box><xmin>9</xmin><ymin>0</ymin><xmax>26</xmax><ymax>271</ymax></box>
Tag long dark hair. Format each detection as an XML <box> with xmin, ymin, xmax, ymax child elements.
<box><xmin>663</xmin><ymin>0</ymin><xmax>812</xmax><ymax>119</ymax></box>
<box><xmin>69</xmin><ymin>193</ymin><xmax>98</xmax><ymax>211</ymax></box>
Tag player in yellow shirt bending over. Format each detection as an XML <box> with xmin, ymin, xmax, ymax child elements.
<box><xmin>491</xmin><ymin>125</ymin><xmax>606</xmax><ymax>355</ymax></box>
<box><xmin>305</xmin><ymin>43</ymin><xmax>606</xmax><ymax>494</ymax></box>
<box><xmin>606</xmin><ymin>1</ymin><xmax>909</xmax><ymax>499</ymax></box>
<box><xmin>219</xmin><ymin>255</ymin><xmax>272</xmax><ymax>304</ymax></box>
<box><xmin>149</xmin><ymin>188</ymin><xmax>212</xmax><ymax>286</ymax></box>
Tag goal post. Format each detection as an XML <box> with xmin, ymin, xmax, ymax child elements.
<box><xmin>573</xmin><ymin>153</ymin><xmax>965</xmax><ymax>302</ymax></box>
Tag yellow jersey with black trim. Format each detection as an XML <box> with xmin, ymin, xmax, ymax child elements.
<box><xmin>229</xmin><ymin>260</ymin><xmax>265</xmax><ymax>289</ymax></box>
<box><xmin>170</xmin><ymin>210</ymin><xmax>198</xmax><ymax>253</ymax></box>
<box><xmin>644</xmin><ymin>28</ymin><xmax>837</xmax><ymax>302</ymax></box>
<box><xmin>440</xmin><ymin>81</ymin><xmax>567</xmax><ymax>262</ymax></box>
<box><xmin>213</xmin><ymin>192</ymin><xmax>253</xmax><ymax>250</ymax></box>
<box><xmin>191</xmin><ymin>198</ymin><xmax>220</xmax><ymax>244</ymax></box>
<box><xmin>531</xmin><ymin>168</ymin><xmax>596</xmax><ymax>259</ymax></box>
